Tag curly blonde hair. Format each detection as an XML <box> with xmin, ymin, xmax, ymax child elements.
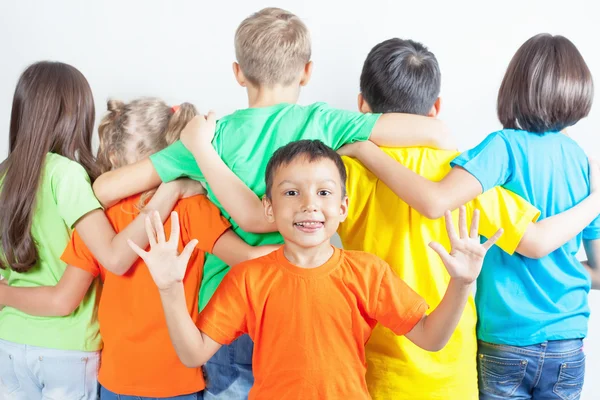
<box><xmin>97</xmin><ymin>97</ymin><xmax>203</xmax><ymax>206</ymax></box>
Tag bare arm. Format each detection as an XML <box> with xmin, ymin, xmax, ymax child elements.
<box><xmin>0</xmin><ymin>266</ymin><xmax>94</xmax><ymax>317</ymax></box>
<box><xmin>76</xmin><ymin>180</ymin><xmax>200</xmax><ymax>276</ymax></box>
<box><xmin>180</xmin><ymin>113</ymin><xmax>277</xmax><ymax>233</ymax></box>
<box><xmin>584</xmin><ymin>239</ymin><xmax>600</xmax><ymax>290</ymax></box>
<box><xmin>517</xmin><ymin>193</ymin><xmax>600</xmax><ymax>259</ymax></box>
<box><xmin>370</xmin><ymin>114</ymin><xmax>456</xmax><ymax>150</ymax></box>
<box><xmin>405</xmin><ymin>280</ymin><xmax>473</xmax><ymax>351</ymax></box>
<box><xmin>340</xmin><ymin>140</ymin><xmax>482</xmax><ymax>219</ymax></box>
<box><xmin>212</xmin><ymin>230</ymin><xmax>280</xmax><ymax>266</ymax></box>
<box><xmin>158</xmin><ymin>283</ymin><xmax>222</xmax><ymax>367</ymax></box>
<box><xmin>405</xmin><ymin>207</ymin><xmax>502</xmax><ymax>351</ymax></box>
<box><xmin>93</xmin><ymin>158</ymin><xmax>162</xmax><ymax>208</ymax></box>
<box><xmin>128</xmin><ymin>212</ymin><xmax>225</xmax><ymax>367</ymax></box>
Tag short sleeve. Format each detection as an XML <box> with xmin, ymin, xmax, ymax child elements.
<box><xmin>149</xmin><ymin>141</ymin><xmax>204</xmax><ymax>183</ymax></box>
<box><xmin>195</xmin><ymin>269</ymin><xmax>248</xmax><ymax>344</ymax></box>
<box><xmin>60</xmin><ymin>230</ymin><xmax>101</xmax><ymax>277</ymax></box>
<box><xmin>52</xmin><ymin>161</ymin><xmax>102</xmax><ymax>228</ymax></box>
<box><xmin>312</xmin><ymin>104</ymin><xmax>381</xmax><ymax>150</ymax></box>
<box><xmin>371</xmin><ymin>260</ymin><xmax>428</xmax><ymax>336</ymax></box>
<box><xmin>450</xmin><ymin>131</ymin><xmax>513</xmax><ymax>192</ymax></box>
<box><xmin>470</xmin><ymin>187</ymin><xmax>540</xmax><ymax>255</ymax></box>
<box><xmin>583</xmin><ymin>215</ymin><xmax>600</xmax><ymax>240</ymax></box>
<box><xmin>181</xmin><ymin>196</ymin><xmax>231</xmax><ymax>253</ymax></box>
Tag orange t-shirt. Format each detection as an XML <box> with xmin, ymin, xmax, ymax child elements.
<box><xmin>61</xmin><ymin>194</ymin><xmax>230</xmax><ymax>397</ymax></box>
<box><xmin>196</xmin><ymin>247</ymin><xmax>428</xmax><ymax>400</ymax></box>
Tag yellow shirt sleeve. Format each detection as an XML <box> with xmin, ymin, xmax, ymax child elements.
<box><xmin>469</xmin><ymin>187</ymin><xmax>540</xmax><ymax>255</ymax></box>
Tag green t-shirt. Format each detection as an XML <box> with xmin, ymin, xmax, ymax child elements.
<box><xmin>150</xmin><ymin>102</ymin><xmax>380</xmax><ymax>310</ymax></box>
<box><xmin>0</xmin><ymin>153</ymin><xmax>102</xmax><ymax>351</ymax></box>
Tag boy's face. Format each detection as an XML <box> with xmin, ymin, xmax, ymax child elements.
<box><xmin>264</xmin><ymin>157</ymin><xmax>348</xmax><ymax>249</ymax></box>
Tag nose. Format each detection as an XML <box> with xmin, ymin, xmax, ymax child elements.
<box><xmin>301</xmin><ymin>193</ymin><xmax>318</xmax><ymax>213</ymax></box>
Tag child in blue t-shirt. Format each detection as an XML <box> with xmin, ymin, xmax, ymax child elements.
<box><xmin>339</xmin><ymin>33</ymin><xmax>600</xmax><ymax>400</ymax></box>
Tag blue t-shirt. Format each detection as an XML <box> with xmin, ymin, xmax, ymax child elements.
<box><xmin>451</xmin><ymin>129</ymin><xmax>600</xmax><ymax>346</ymax></box>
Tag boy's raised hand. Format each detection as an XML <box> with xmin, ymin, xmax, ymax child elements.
<box><xmin>128</xmin><ymin>211</ymin><xmax>198</xmax><ymax>291</ymax></box>
<box><xmin>180</xmin><ymin>111</ymin><xmax>217</xmax><ymax>155</ymax></box>
<box><xmin>429</xmin><ymin>207</ymin><xmax>503</xmax><ymax>284</ymax></box>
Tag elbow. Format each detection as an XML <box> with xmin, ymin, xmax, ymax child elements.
<box><xmin>51</xmin><ymin>297</ymin><xmax>79</xmax><ymax>317</ymax></box>
<box><xmin>421</xmin><ymin>200</ymin><xmax>447</xmax><ymax>220</ymax></box>
<box><xmin>180</xmin><ymin>355</ymin><xmax>207</xmax><ymax>369</ymax></box>
<box><xmin>92</xmin><ymin>177</ymin><xmax>115</xmax><ymax>208</ymax></box>
<box><xmin>103</xmin><ymin>257</ymin><xmax>128</xmax><ymax>276</ymax></box>
<box><xmin>517</xmin><ymin>239</ymin><xmax>549</xmax><ymax>259</ymax></box>
<box><xmin>420</xmin><ymin>341</ymin><xmax>446</xmax><ymax>352</ymax></box>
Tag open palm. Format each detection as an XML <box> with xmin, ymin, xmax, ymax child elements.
<box><xmin>429</xmin><ymin>206</ymin><xmax>503</xmax><ymax>284</ymax></box>
<box><xmin>128</xmin><ymin>211</ymin><xmax>198</xmax><ymax>291</ymax></box>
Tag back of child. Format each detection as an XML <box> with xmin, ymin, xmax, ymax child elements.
<box><xmin>61</xmin><ymin>98</ymin><xmax>275</xmax><ymax>399</ymax></box>
<box><xmin>0</xmin><ymin>62</ymin><xmax>106</xmax><ymax>400</ymax></box>
<box><xmin>448</xmin><ymin>34</ymin><xmax>598</xmax><ymax>399</ymax></box>
<box><xmin>338</xmin><ymin>38</ymin><xmax>539</xmax><ymax>400</ymax></box>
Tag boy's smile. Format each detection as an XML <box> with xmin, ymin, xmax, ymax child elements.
<box><xmin>264</xmin><ymin>156</ymin><xmax>348</xmax><ymax>261</ymax></box>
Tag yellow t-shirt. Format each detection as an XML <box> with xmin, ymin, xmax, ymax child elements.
<box><xmin>339</xmin><ymin>148</ymin><xmax>540</xmax><ymax>400</ymax></box>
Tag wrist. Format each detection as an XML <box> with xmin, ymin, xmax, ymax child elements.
<box><xmin>158</xmin><ymin>282</ymin><xmax>185</xmax><ymax>298</ymax></box>
<box><xmin>448</xmin><ymin>277</ymin><xmax>475</xmax><ymax>291</ymax></box>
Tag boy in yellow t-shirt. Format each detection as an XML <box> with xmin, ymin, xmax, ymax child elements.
<box><xmin>337</xmin><ymin>38</ymin><xmax>541</xmax><ymax>400</ymax></box>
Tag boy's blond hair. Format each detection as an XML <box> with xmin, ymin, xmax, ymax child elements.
<box><xmin>235</xmin><ymin>7</ymin><xmax>311</xmax><ymax>87</ymax></box>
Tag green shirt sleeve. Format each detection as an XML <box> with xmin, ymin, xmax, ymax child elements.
<box><xmin>313</xmin><ymin>103</ymin><xmax>381</xmax><ymax>150</ymax></box>
<box><xmin>52</xmin><ymin>160</ymin><xmax>103</xmax><ymax>229</ymax></box>
<box><xmin>149</xmin><ymin>140</ymin><xmax>204</xmax><ymax>183</ymax></box>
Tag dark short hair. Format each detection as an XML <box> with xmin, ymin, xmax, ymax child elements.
<box><xmin>497</xmin><ymin>34</ymin><xmax>593</xmax><ymax>133</ymax></box>
<box><xmin>265</xmin><ymin>140</ymin><xmax>347</xmax><ymax>198</ymax></box>
<box><xmin>360</xmin><ymin>38</ymin><xmax>441</xmax><ymax>115</ymax></box>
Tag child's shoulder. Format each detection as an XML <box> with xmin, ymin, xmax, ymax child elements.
<box><xmin>340</xmin><ymin>249</ymin><xmax>388</xmax><ymax>269</ymax></box>
<box><xmin>45</xmin><ymin>153</ymin><xmax>91</xmax><ymax>185</ymax></box>
<box><xmin>46</xmin><ymin>152</ymin><xmax>87</xmax><ymax>174</ymax></box>
<box><xmin>226</xmin><ymin>250</ymin><xmax>280</xmax><ymax>280</ymax></box>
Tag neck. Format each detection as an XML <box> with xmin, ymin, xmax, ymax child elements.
<box><xmin>246</xmin><ymin>84</ymin><xmax>301</xmax><ymax>108</ymax></box>
<box><xmin>282</xmin><ymin>240</ymin><xmax>334</xmax><ymax>268</ymax></box>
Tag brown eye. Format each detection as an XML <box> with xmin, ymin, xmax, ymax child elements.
<box><xmin>284</xmin><ymin>190</ymin><xmax>299</xmax><ymax>196</ymax></box>
<box><xmin>318</xmin><ymin>190</ymin><xmax>331</xmax><ymax>196</ymax></box>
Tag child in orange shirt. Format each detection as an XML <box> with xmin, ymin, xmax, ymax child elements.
<box><xmin>130</xmin><ymin>137</ymin><xmax>502</xmax><ymax>400</ymax></box>
<box><xmin>61</xmin><ymin>98</ymin><xmax>277</xmax><ymax>400</ymax></box>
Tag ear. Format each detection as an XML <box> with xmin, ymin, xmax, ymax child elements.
<box><xmin>263</xmin><ymin>195</ymin><xmax>275</xmax><ymax>223</ymax></box>
<box><xmin>428</xmin><ymin>97</ymin><xmax>441</xmax><ymax>117</ymax></box>
<box><xmin>358</xmin><ymin>93</ymin><xmax>372</xmax><ymax>113</ymax></box>
<box><xmin>232</xmin><ymin>62</ymin><xmax>247</xmax><ymax>87</ymax></box>
<box><xmin>299</xmin><ymin>61</ymin><xmax>313</xmax><ymax>87</ymax></box>
<box><xmin>339</xmin><ymin>196</ymin><xmax>349</xmax><ymax>222</ymax></box>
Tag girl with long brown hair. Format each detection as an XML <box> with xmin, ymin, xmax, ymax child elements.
<box><xmin>0</xmin><ymin>62</ymin><xmax>195</xmax><ymax>399</ymax></box>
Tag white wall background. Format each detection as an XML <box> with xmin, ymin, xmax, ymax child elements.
<box><xmin>1</xmin><ymin>0</ymin><xmax>599</xmax><ymax>397</ymax></box>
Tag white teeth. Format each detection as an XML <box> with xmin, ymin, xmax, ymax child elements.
<box><xmin>295</xmin><ymin>221</ymin><xmax>323</xmax><ymax>227</ymax></box>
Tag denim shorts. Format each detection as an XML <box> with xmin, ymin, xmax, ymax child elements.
<box><xmin>478</xmin><ymin>339</ymin><xmax>585</xmax><ymax>400</ymax></box>
<box><xmin>100</xmin><ymin>385</ymin><xmax>202</xmax><ymax>399</ymax></box>
<box><xmin>203</xmin><ymin>334</ymin><xmax>254</xmax><ymax>400</ymax></box>
<box><xmin>0</xmin><ymin>338</ymin><xmax>100</xmax><ymax>400</ymax></box>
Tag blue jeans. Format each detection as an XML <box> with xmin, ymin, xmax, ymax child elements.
<box><xmin>0</xmin><ymin>338</ymin><xmax>100</xmax><ymax>400</ymax></box>
<box><xmin>478</xmin><ymin>339</ymin><xmax>586</xmax><ymax>400</ymax></box>
<box><xmin>100</xmin><ymin>386</ymin><xmax>202</xmax><ymax>399</ymax></box>
<box><xmin>203</xmin><ymin>334</ymin><xmax>253</xmax><ymax>400</ymax></box>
